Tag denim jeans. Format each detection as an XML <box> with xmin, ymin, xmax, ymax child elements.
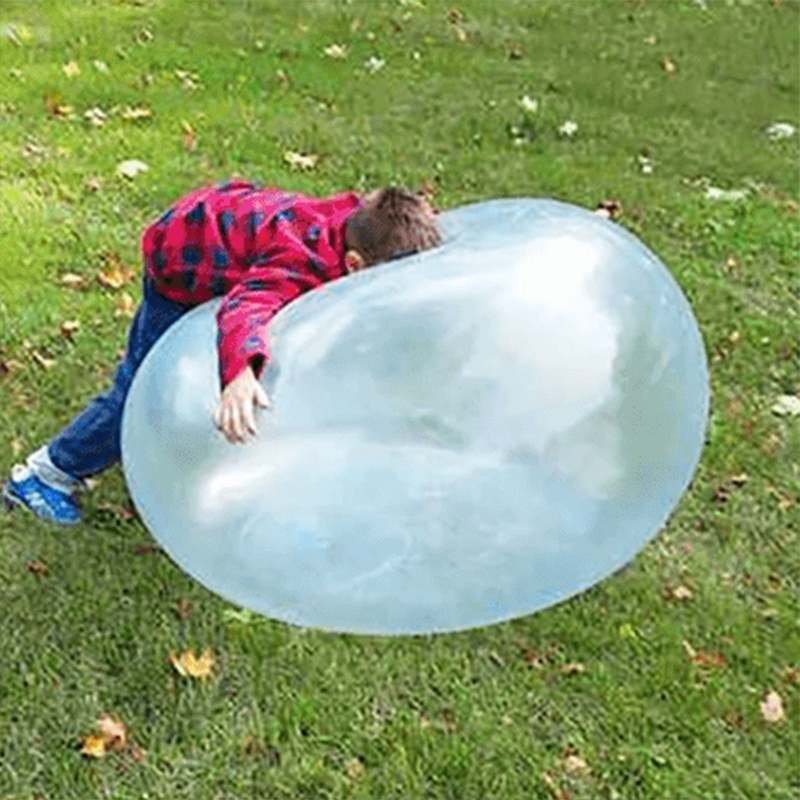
<box><xmin>48</xmin><ymin>277</ymin><xmax>194</xmax><ymax>480</ymax></box>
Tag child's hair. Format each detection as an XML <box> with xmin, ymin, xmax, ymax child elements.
<box><xmin>348</xmin><ymin>187</ymin><xmax>443</xmax><ymax>266</ymax></box>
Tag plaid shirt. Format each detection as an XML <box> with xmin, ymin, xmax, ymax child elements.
<box><xmin>142</xmin><ymin>181</ymin><xmax>361</xmax><ymax>386</ymax></box>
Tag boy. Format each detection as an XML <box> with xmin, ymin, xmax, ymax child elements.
<box><xmin>2</xmin><ymin>181</ymin><xmax>443</xmax><ymax>525</ymax></box>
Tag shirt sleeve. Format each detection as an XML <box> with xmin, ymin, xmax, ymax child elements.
<box><xmin>215</xmin><ymin>256</ymin><xmax>309</xmax><ymax>387</ymax></box>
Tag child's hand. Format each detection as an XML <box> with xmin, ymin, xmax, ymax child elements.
<box><xmin>214</xmin><ymin>366</ymin><xmax>271</xmax><ymax>443</ymax></box>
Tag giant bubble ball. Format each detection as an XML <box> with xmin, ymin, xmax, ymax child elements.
<box><xmin>121</xmin><ymin>199</ymin><xmax>709</xmax><ymax>635</ymax></box>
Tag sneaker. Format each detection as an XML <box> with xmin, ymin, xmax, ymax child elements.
<box><xmin>2</xmin><ymin>470</ymin><xmax>82</xmax><ymax>525</ymax></box>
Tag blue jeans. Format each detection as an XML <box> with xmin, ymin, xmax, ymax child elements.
<box><xmin>48</xmin><ymin>277</ymin><xmax>194</xmax><ymax>480</ymax></box>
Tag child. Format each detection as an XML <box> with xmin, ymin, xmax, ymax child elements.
<box><xmin>2</xmin><ymin>181</ymin><xmax>443</xmax><ymax>525</ymax></box>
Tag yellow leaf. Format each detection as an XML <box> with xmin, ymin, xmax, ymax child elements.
<box><xmin>63</xmin><ymin>61</ymin><xmax>80</xmax><ymax>78</ymax></box>
<box><xmin>121</xmin><ymin>106</ymin><xmax>152</xmax><ymax>121</ymax></box>
<box><xmin>97</xmin><ymin>254</ymin><xmax>135</xmax><ymax>289</ymax></box>
<box><xmin>116</xmin><ymin>159</ymin><xmax>149</xmax><ymax>179</ymax></box>
<box><xmin>324</xmin><ymin>44</ymin><xmax>348</xmax><ymax>59</ymax></box>
<box><xmin>61</xmin><ymin>273</ymin><xmax>86</xmax><ymax>289</ymax></box>
<box><xmin>81</xmin><ymin>733</ymin><xmax>107</xmax><ymax>758</ymax></box>
<box><xmin>31</xmin><ymin>351</ymin><xmax>56</xmax><ymax>370</ymax></box>
<box><xmin>170</xmin><ymin>648</ymin><xmax>214</xmax><ymax>679</ymax></box>
<box><xmin>284</xmin><ymin>151</ymin><xmax>318</xmax><ymax>171</ymax></box>
<box><xmin>559</xmin><ymin>662</ymin><xmax>585</xmax><ymax>675</ymax></box>
<box><xmin>115</xmin><ymin>293</ymin><xmax>136</xmax><ymax>318</ymax></box>
<box><xmin>660</xmin><ymin>55</ymin><xmax>678</xmax><ymax>76</ymax></box>
<box><xmin>559</xmin><ymin>753</ymin><xmax>591</xmax><ymax>777</ymax></box>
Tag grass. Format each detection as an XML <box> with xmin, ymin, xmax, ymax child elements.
<box><xmin>0</xmin><ymin>0</ymin><xmax>798</xmax><ymax>797</ymax></box>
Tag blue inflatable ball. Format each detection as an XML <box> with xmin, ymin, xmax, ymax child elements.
<box><xmin>121</xmin><ymin>199</ymin><xmax>709</xmax><ymax>634</ymax></box>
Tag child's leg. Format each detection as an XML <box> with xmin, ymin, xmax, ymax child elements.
<box><xmin>43</xmin><ymin>277</ymin><xmax>193</xmax><ymax>482</ymax></box>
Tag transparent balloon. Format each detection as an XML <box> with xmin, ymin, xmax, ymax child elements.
<box><xmin>121</xmin><ymin>199</ymin><xmax>709</xmax><ymax>634</ymax></box>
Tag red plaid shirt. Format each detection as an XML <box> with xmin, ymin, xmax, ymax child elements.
<box><xmin>142</xmin><ymin>181</ymin><xmax>362</xmax><ymax>386</ymax></box>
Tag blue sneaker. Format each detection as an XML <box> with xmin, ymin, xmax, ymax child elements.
<box><xmin>2</xmin><ymin>470</ymin><xmax>82</xmax><ymax>525</ymax></box>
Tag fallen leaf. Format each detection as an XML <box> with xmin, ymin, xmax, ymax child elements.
<box><xmin>61</xmin><ymin>320</ymin><xmax>80</xmax><ymax>339</ymax></box>
<box><xmin>760</xmin><ymin>690</ymin><xmax>786</xmax><ymax>723</ymax></box>
<box><xmin>84</xmin><ymin>107</ymin><xmax>107</xmax><ymax>127</ymax></box>
<box><xmin>120</xmin><ymin>106</ymin><xmax>152</xmax><ymax>121</ymax></box>
<box><xmin>10</xmin><ymin>436</ymin><xmax>25</xmax><ymax>455</ymax></box>
<box><xmin>597</xmin><ymin>198</ymin><xmax>623</xmax><ymax>218</ymax></box>
<box><xmin>81</xmin><ymin>733</ymin><xmax>107</xmax><ymax>758</ymax></box>
<box><xmin>98</xmin><ymin>714</ymin><xmax>127</xmax><ymax>752</ymax></box>
<box><xmin>31</xmin><ymin>351</ymin><xmax>56</xmax><ymax>370</ymax></box>
<box><xmin>61</xmin><ymin>272</ymin><xmax>86</xmax><ymax>289</ymax></box>
<box><xmin>558</xmin><ymin>120</ymin><xmax>578</xmax><ymax>137</ymax></box>
<box><xmin>131</xmin><ymin>744</ymin><xmax>146</xmax><ymax>763</ymax></box>
<box><xmin>85</xmin><ymin>177</ymin><xmax>102</xmax><ymax>192</ymax></box>
<box><xmin>660</xmin><ymin>55</ymin><xmax>678</xmax><ymax>76</ymax></box>
<box><xmin>169</xmin><ymin>648</ymin><xmax>214</xmax><ymax>679</ymax></box>
<box><xmin>767</xmin><ymin>122</ymin><xmax>796</xmax><ymax>140</ymax></box>
<box><xmin>781</xmin><ymin>666</ymin><xmax>799</xmax><ymax>686</ymax></box>
<box><xmin>26</xmin><ymin>559</ymin><xmax>49</xmax><ymax>577</ymax></box>
<box><xmin>351</xmin><ymin>18</ymin><xmax>362</xmax><ymax>32</ymax></box>
<box><xmin>772</xmin><ymin>395</ymin><xmax>800</xmax><ymax>417</ymax></box>
<box><xmin>116</xmin><ymin>159</ymin><xmax>149</xmax><ymax>179</ymax></box>
<box><xmin>638</xmin><ymin>153</ymin><xmax>654</xmax><ymax>175</ymax></box>
<box><xmin>324</xmin><ymin>43</ymin><xmax>348</xmax><ymax>59</ymax></box>
<box><xmin>446</xmin><ymin>7</ymin><xmax>464</xmax><ymax>24</ymax></box>
<box><xmin>541</xmin><ymin>771</ymin><xmax>568</xmax><ymax>799</ymax></box>
<box><xmin>115</xmin><ymin>292</ymin><xmax>136</xmax><ymax>317</ymax></box>
<box><xmin>63</xmin><ymin>61</ymin><xmax>80</xmax><ymax>78</ymax></box>
<box><xmin>176</xmin><ymin>599</ymin><xmax>194</xmax><ymax>619</ymax></box>
<box><xmin>45</xmin><ymin>91</ymin><xmax>72</xmax><ymax>118</ymax></box>
<box><xmin>284</xmin><ymin>151</ymin><xmax>318</xmax><ymax>170</ymax></box>
<box><xmin>97</xmin><ymin>254</ymin><xmax>135</xmax><ymax>289</ymax></box>
<box><xmin>559</xmin><ymin>753</ymin><xmax>591</xmax><ymax>777</ymax></box>
<box><xmin>666</xmin><ymin>584</ymin><xmax>693</xmax><ymax>601</ymax></box>
<box><xmin>364</xmin><ymin>56</ymin><xmax>385</xmax><ymax>73</ymax></box>
<box><xmin>344</xmin><ymin>757</ymin><xmax>366</xmax><ymax>782</ymax></box>
<box><xmin>93</xmin><ymin>60</ymin><xmax>109</xmax><ymax>73</ymax></box>
<box><xmin>0</xmin><ymin>359</ymin><xmax>24</xmax><ymax>377</ymax></box>
<box><xmin>560</xmin><ymin>662</ymin><xmax>585</xmax><ymax>675</ymax></box>
<box><xmin>181</xmin><ymin>120</ymin><xmax>197</xmax><ymax>152</ymax></box>
<box><xmin>683</xmin><ymin>640</ymin><xmax>725</xmax><ymax>668</ymax></box>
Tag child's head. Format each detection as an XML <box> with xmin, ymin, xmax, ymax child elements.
<box><xmin>344</xmin><ymin>187</ymin><xmax>443</xmax><ymax>273</ymax></box>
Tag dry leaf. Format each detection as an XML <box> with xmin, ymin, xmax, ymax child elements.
<box><xmin>0</xmin><ymin>359</ymin><xmax>24</xmax><ymax>377</ymax></box>
<box><xmin>559</xmin><ymin>753</ymin><xmax>591</xmax><ymax>777</ymax></box>
<box><xmin>115</xmin><ymin>293</ymin><xmax>136</xmax><ymax>317</ymax></box>
<box><xmin>667</xmin><ymin>584</ymin><xmax>693</xmax><ymax>601</ymax></box>
<box><xmin>10</xmin><ymin>436</ymin><xmax>25</xmax><ymax>455</ymax></box>
<box><xmin>61</xmin><ymin>272</ymin><xmax>86</xmax><ymax>289</ymax></box>
<box><xmin>169</xmin><ymin>648</ymin><xmax>214</xmax><ymax>679</ymax></box>
<box><xmin>81</xmin><ymin>733</ymin><xmax>107</xmax><ymax>758</ymax></box>
<box><xmin>772</xmin><ymin>395</ymin><xmax>800</xmax><ymax>417</ymax></box>
<box><xmin>121</xmin><ymin>106</ymin><xmax>152</xmax><ymax>121</ymax></box>
<box><xmin>63</xmin><ymin>61</ymin><xmax>80</xmax><ymax>78</ymax></box>
<box><xmin>32</xmin><ymin>351</ymin><xmax>56</xmax><ymax>370</ymax></box>
<box><xmin>181</xmin><ymin>120</ymin><xmax>197</xmax><ymax>152</ymax></box>
<box><xmin>26</xmin><ymin>559</ymin><xmax>48</xmax><ymax>577</ymax></box>
<box><xmin>84</xmin><ymin>107</ymin><xmax>107</xmax><ymax>127</ymax></box>
<box><xmin>660</xmin><ymin>55</ymin><xmax>678</xmax><ymax>76</ymax></box>
<box><xmin>97</xmin><ymin>254</ymin><xmax>135</xmax><ymax>289</ymax></box>
<box><xmin>284</xmin><ymin>151</ymin><xmax>318</xmax><ymax>170</ymax></box>
<box><xmin>760</xmin><ymin>690</ymin><xmax>786</xmax><ymax>723</ymax></box>
<box><xmin>683</xmin><ymin>640</ymin><xmax>725</xmax><ymax>668</ymax></box>
<box><xmin>45</xmin><ymin>92</ymin><xmax>72</xmax><ymax>118</ymax></box>
<box><xmin>116</xmin><ymin>159</ymin><xmax>149</xmax><ymax>179</ymax></box>
<box><xmin>351</xmin><ymin>18</ymin><xmax>362</xmax><ymax>32</ymax></box>
<box><xmin>94</xmin><ymin>60</ymin><xmax>109</xmax><ymax>73</ymax></box>
<box><xmin>781</xmin><ymin>666</ymin><xmax>800</xmax><ymax>686</ymax></box>
<box><xmin>597</xmin><ymin>198</ymin><xmax>623</xmax><ymax>219</ymax></box>
<box><xmin>176</xmin><ymin>599</ymin><xmax>194</xmax><ymax>619</ymax></box>
<box><xmin>344</xmin><ymin>757</ymin><xmax>366</xmax><ymax>782</ymax></box>
<box><xmin>61</xmin><ymin>320</ymin><xmax>80</xmax><ymax>340</ymax></box>
<box><xmin>98</xmin><ymin>714</ymin><xmax>127</xmax><ymax>752</ymax></box>
<box><xmin>560</xmin><ymin>662</ymin><xmax>585</xmax><ymax>675</ymax></box>
<box><xmin>324</xmin><ymin>44</ymin><xmax>348</xmax><ymax>59</ymax></box>
<box><xmin>541</xmin><ymin>771</ymin><xmax>567</xmax><ymax>800</ymax></box>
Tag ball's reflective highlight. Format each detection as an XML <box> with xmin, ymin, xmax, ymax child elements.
<box><xmin>121</xmin><ymin>200</ymin><xmax>709</xmax><ymax>634</ymax></box>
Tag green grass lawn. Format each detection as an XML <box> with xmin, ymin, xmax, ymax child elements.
<box><xmin>0</xmin><ymin>1</ymin><xmax>798</xmax><ymax>797</ymax></box>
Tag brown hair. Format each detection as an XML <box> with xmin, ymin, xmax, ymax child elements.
<box><xmin>348</xmin><ymin>187</ymin><xmax>443</xmax><ymax>266</ymax></box>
